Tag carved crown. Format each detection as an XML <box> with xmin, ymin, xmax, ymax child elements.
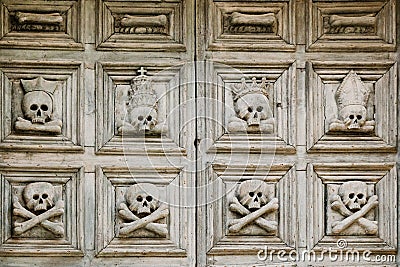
<box><xmin>20</xmin><ymin>76</ymin><xmax>58</xmax><ymax>94</ymax></box>
<box><xmin>335</xmin><ymin>71</ymin><xmax>370</xmax><ymax>111</ymax></box>
<box><xmin>231</xmin><ymin>77</ymin><xmax>271</xmax><ymax>101</ymax></box>
<box><xmin>128</xmin><ymin>68</ymin><xmax>158</xmax><ymax>107</ymax></box>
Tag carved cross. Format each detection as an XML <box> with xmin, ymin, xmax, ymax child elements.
<box><xmin>137</xmin><ymin>67</ymin><xmax>147</xmax><ymax>76</ymax></box>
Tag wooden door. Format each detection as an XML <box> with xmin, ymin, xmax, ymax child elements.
<box><xmin>0</xmin><ymin>0</ymin><xmax>398</xmax><ymax>266</ymax></box>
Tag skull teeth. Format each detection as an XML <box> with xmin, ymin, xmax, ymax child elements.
<box><xmin>348</xmin><ymin>123</ymin><xmax>360</xmax><ymax>129</ymax></box>
<box><xmin>32</xmin><ymin>118</ymin><xmax>46</xmax><ymax>124</ymax></box>
<box><xmin>247</xmin><ymin>118</ymin><xmax>260</xmax><ymax>126</ymax></box>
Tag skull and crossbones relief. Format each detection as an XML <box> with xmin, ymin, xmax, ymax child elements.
<box><xmin>117</xmin><ymin>67</ymin><xmax>167</xmax><ymax>136</ymax></box>
<box><xmin>228</xmin><ymin>180</ymin><xmax>278</xmax><ymax>234</ymax></box>
<box><xmin>15</xmin><ymin>76</ymin><xmax>63</xmax><ymax>134</ymax></box>
<box><xmin>329</xmin><ymin>71</ymin><xmax>375</xmax><ymax>133</ymax></box>
<box><xmin>118</xmin><ymin>183</ymin><xmax>169</xmax><ymax>237</ymax></box>
<box><xmin>330</xmin><ymin>181</ymin><xmax>378</xmax><ymax>235</ymax></box>
<box><xmin>228</xmin><ymin>77</ymin><xmax>274</xmax><ymax>133</ymax></box>
<box><xmin>13</xmin><ymin>182</ymin><xmax>64</xmax><ymax>237</ymax></box>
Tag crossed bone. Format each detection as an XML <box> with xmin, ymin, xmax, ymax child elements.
<box><xmin>13</xmin><ymin>196</ymin><xmax>64</xmax><ymax>236</ymax></box>
<box><xmin>330</xmin><ymin>194</ymin><xmax>378</xmax><ymax>235</ymax></box>
<box><xmin>228</xmin><ymin>196</ymin><xmax>278</xmax><ymax>233</ymax></box>
<box><xmin>118</xmin><ymin>203</ymin><xmax>169</xmax><ymax>237</ymax></box>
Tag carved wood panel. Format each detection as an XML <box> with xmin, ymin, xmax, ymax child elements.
<box><xmin>0</xmin><ymin>0</ymin><xmax>398</xmax><ymax>266</ymax></box>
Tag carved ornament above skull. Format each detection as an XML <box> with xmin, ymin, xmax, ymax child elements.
<box><xmin>117</xmin><ymin>67</ymin><xmax>167</xmax><ymax>136</ymax></box>
<box><xmin>228</xmin><ymin>77</ymin><xmax>274</xmax><ymax>133</ymax></box>
<box><xmin>329</xmin><ymin>71</ymin><xmax>375</xmax><ymax>133</ymax></box>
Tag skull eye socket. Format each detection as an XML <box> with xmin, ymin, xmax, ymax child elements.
<box><xmin>146</xmin><ymin>196</ymin><xmax>153</xmax><ymax>202</ymax></box>
<box><xmin>247</xmin><ymin>107</ymin><xmax>253</xmax><ymax>112</ymax></box>
<box><xmin>249</xmin><ymin>192</ymin><xmax>254</xmax><ymax>197</ymax></box>
<box><xmin>41</xmin><ymin>105</ymin><xmax>48</xmax><ymax>111</ymax></box>
<box><xmin>33</xmin><ymin>194</ymin><xmax>39</xmax><ymax>200</ymax></box>
<box><xmin>138</xmin><ymin>116</ymin><xmax>144</xmax><ymax>121</ymax></box>
<box><xmin>30</xmin><ymin>104</ymin><xmax>38</xmax><ymax>111</ymax></box>
<box><xmin>357</xmin><ymin>193</ymin><xmax>364</xmax><ymax>199</ymax></box>
<box><xmin>356</xmin><ymin>115</ymin><xmax>362</xmax><ymax>120</ymax></box>
<box><xmin>349</xmin><ymin>115</ymin><xmax>354</xmax><ymax>120</ymax></box>
<box><xmin>256</xmin><ymin>106</ymin><xmax>263</xmax><ymax>112</ymax></box>
<box><xmin>147</xmin><ymin>116</ymin><xmax>152</xmax><ymax>121</ymax></box>
<box><xmin>42</xmin><ymin>193</ymin><xmax>48</xmax><ymax>199</ymax></box>
<box><xmin>349</xmin><ymin>193</ymin><xmax>355</xmax><ymax>199</ymax></box>
<box><xmin>136</xmin><ymin>195</ymin><xmax>143</xmax><ymax>202</ymax></box>
<box><xmin>257</xmin><ymin>192</ymin><xmax>262</xmax><ymax>197</ymax></box>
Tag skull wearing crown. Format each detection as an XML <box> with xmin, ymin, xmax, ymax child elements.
<box><xmin>118</xmin><ymin>69</ymin><xmax>165</xmax><ymax>135</ymax></box>
<box><xmin>229</xmin><ymin>77</ymin><xmax>274</xmax><ymax>133</ymax></box>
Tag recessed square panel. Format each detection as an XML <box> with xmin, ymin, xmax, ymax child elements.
<box><xmin>0</xmin><ymin>164</ymin><xmax>83</xmax><ymax>256</ymax></box>
<box><xmin>207</xmin><ymin>62</ymin><xmax>296</xmax><ymax>154</ymax></box>
<box><xmin>96</xmin><ymin>63</ymin><xmax>187</xmax><ymax>155</ymax></box>
<box><xmin>306</xmin><ymin>61</ymin><xmax>397</xmax><ymax>152</ymax></box>
<box><xmin>307</xmin><ymin>163</ymin><xmax>397</xmax><ymax>253</ymax></box>
<box><xmin>97</xmin><ymin>0</ymin><xmax>185</xmax><ymax>51</ymax></box>
<box><xmin>206</xmin><ymin>164</ymin><xmax>296</xmax><ymax>259</ymax></box>
<box><xmin>307</xmin><ymin>0</ymin><xmax>396</xmax><ymax>51</ymax></box>
<box><xmin>95</xmin><ymin>166</ymin><xmax>187</xmax><ymax>257</ymax></box>
<box><xmin>0</xmin><ymin>0</ymin><xmax>83</xmax><ymax>50</ymax></box>
<box><xmin>0</xmin><ymin>61</ymin><xmax>84</xmax><ymax>152</ymax></box>
<box><xmin>207</xmin><ymin>0</ymin><xmax>295</xmax><ymax>51</ymax></box>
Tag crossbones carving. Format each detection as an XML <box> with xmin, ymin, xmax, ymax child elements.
<box><xmin>118</xmin><ymin>183</ymin><xmax>169</xmax><ymax>237</ymax></box>
<box><xmin>228</xmin><ymin>180</ymin><xmax>278</xmax><ymax>233</ymax></box>
<box><xmin>330</xmin><ymin>181</ymin><xmax>378</xmax><ymax>235</ymax></box>
<box><xmin>13</xmin><ymin>182</ymin><xmax>64</xmax><ymax>237</ymax></box>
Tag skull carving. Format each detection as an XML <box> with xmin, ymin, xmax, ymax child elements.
<box><xmin>129</xmin><ymin>106</ymin><xmax>158</xmax><ymax>132</ymax></box>
<box><xmin>236</xmin><ymin>93</ymin><xmax>273</xmax><ymax>126</ymax></box>
<box><xmin>238</xmin><ymin>180</ymin><xmax>269</xmax><ymax>211</ymax></box>
<box><xmin>125</xmin><ymin>183</ymin><xmax>160</xmax><ymax>216</ymax></box>
<box><xmin>22</xmin><ymin>91</ymin><xmax>53</xmax><ymax>124</ymax></box>
<box><xmin>339</xmin><ymin>105</ymin><xmax>367</xmax><ymax>130</ymax></box>
<box><xmin>23</xmin><ymin>182</ymin><xmax>55</xmax><ymax>212</ymax></box>
<box><xmin>338</xmin><ymin>181</ymin><xmax>368</xmax><ymax>212</ymax></box>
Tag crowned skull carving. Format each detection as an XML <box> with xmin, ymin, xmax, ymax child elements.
<box><xmin>15</xmin><ymin>76</ymin><xmax>62</xmax><ymax>134</ymax></box>
<box><xmin>329</xmin><ymin>71</ymin><xmax>375</xmax><ymax>133</ymax></box>
<box><xmin>118</xmin><ymin>183</ymin><xmax>169</xmax><ymax>237</ymax></box>
<box><xmin>228</xmin><ymin>77</ymin><xmax>274</xmax><ymax>133</ymax></box>
<box><xmin>117</xmin><ymin>67</ymin><xmax>167</xmax><ymax>135</ymax></box>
